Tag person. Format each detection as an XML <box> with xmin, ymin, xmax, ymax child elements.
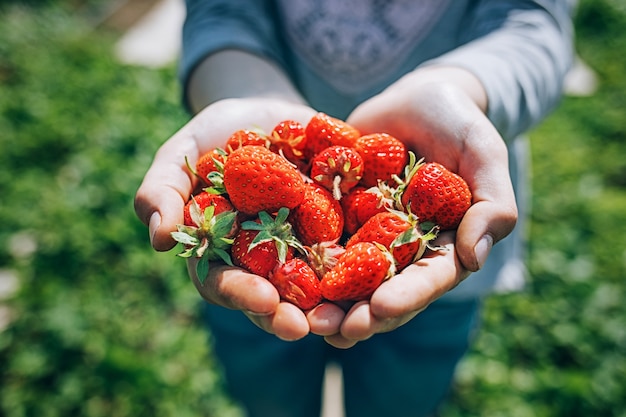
<box><xmin>134</xmin><ymin>1</ymin><xmax>574</xmax><ymax>416</ymax></box>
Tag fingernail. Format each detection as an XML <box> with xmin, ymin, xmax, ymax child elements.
<box><xmin>244</xmin><ymin>310</ymin><xmax>273</xmax><ymax>317</ymax></box>
<box><xmin>474</xmin><ymin>234</ymin><xmax>493</xmax><ymax>270</ymax></box>
<box><xmin>149</xmin><ymin>212</ymin><xmax>161</xmax><ymax>246</ymax></box>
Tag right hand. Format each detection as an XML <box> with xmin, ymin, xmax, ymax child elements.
<box><xmin>134</xmin><ymin>97</ymin><xmax>337</xmax><ymax>341</ymax></box>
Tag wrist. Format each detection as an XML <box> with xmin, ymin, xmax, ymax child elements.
<box><xmin>187</xmin><ymin>49</ymin><xmax>306</xmax><ymax>114</ymax></box>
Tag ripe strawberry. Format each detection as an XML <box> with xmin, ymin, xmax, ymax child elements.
<box><xmin>341</xmin><ymin>185</ymin><xmax>396</xmax><ymax>235</ymax></box>
<box><xmin>182</xmin><ymin>191</ymin><xmax>234</xmax><ymax>227</ymax></box>
<box><xmin>399</xmin><ymin>156</ymin><xmax>472</xmax><ymax>230</ymax></box>
<box><xmin>310</xmin><ymin>145</ymin><xmax>364</xmax><ymax>200</ymax></box>
<box><xmin>304</xmin><ymin>112</ymin><xmax>360</xmax><ymax>160</ymax></box>
<box><xmin>288</xmin><ymin>183</ymin><xmax>344</xmax><ymax>247</ymax></box>
<box><xmin>224</xmin><ymin>129</ymin><xmax>269</xmax><ymax>153</ymax></box>
<box><xmin>171</xmin><ymin>193</ymin><xmax>238</xmax><ymax>283</ymax></box>
<box><xmin>355</xmin><ymin>133</ymin><xmax>407</xmax><ymax>188</ymax></box>
<box><xmin>193</xmin><ymin>148</ymin><xmax>228</xmax><ymax>185</ymax></box>
<box><xmin>269</xmin><ymin>119</ymin><xmax>308</xmax><ymax>171</ymax></box>
<box><xmin>346</xmin><ymin>210</ymin><xmax>438</xmax><ymax>271</ymax></box>
<box><xmin>231</xmin><ymin>208</ymin><xmax>304</xmax><ymax>278</ymax></box>
<box><xmin>268</xmin><ymin>258</ymin><xmax>322</xmax><ymax>310</ymax></box>
<box><xmin>222</xmin><ymin>145</ymin><xmax>306</xmax><ymax>216</ymax></box>
<box><xmin>320</xmin><ymin>242</ymin><xmax>395</xmax><ymax>302</ymax></box>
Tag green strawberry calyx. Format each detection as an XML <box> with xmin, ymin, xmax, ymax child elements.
<box><xmin>240</xmin><ymin>207</ymin><xmax>306</xmax><ymax>264</ymax></box>
<box><xmin>386</xmin><ymin>205</ymin><xmax>445</xmax><ymax>263</ymax></box>
<box><xmin>170</xmin><ymin>197</ymin><xmax>237</xmax><ymax>284</ymax></box>
<box><xmin>391</xmin><ymin>151</ymin><xmax>425</xmax><ymax>205</ymax></box>
<box><xmin>202</xmin><ymin>149</ymin><xmax>228</xmax><ymax>195</ymax></box>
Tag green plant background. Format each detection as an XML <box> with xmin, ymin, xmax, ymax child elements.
<box><xmin>1</xmin><ymin>1</ymin><xmax>624</xmax><ymax>416</ymax></box>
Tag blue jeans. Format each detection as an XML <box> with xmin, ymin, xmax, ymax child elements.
<box><xmin>202</xmin><ymin>298</ymin><xmax>481</xmax><ymax>417</ymax></box>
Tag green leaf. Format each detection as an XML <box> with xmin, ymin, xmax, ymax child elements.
<box><xmin>214</xmin><ymin>248</ymin><xmax>233</xmax><ymax>266</ymax></box>
<box><xmin>171</xmin><ymin>231</ymin><xmax>198</xmax><ymax>246</ymax></box>
<box><xmin>196</xmin><ymin>253</ymin><xmax>210</xmax><ymax>285</ymax></box>
<box><xmin>212</xmin><ymin>211</ymin><xmax>237</xmax><ymax>237</ymax></box>
<box><xmin>274</xmin><ymin>207</ymin><xmax>290</xmax><ymax>224</ymax></box>
<box><xmin>257</xmin><ymin>210</ymin><xmax>274</xmax><ymax>225</ymax></box>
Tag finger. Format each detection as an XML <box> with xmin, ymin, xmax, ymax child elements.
<box><xmin>189</xmin><ymin>262</ymin><xmax>310</xmax><ymax>341</ymax></box>
<box><xmin>456</xmin><ymin>199</ymin><xmax>517</xmax><ymax>272</ymax></box>
<box><xmin>369</xmin><ymin>232</ymin><xmax>468</xmax><ymax>319</ymax></box>
<box><xmin>324</xmin><ymin>333</ymin><xmax>358</xmax><ymax>349</ymax></box>
<box><xmin>245</xmin><ymin>302</ymin><xmax>310</xmax><ymax>341</ymax></box>
<box><xmin>188</xmin><ymin>261</ymin><xmax>280</xmax><ymax>314</ymax></box>
<box><xmin>307</xmin><ymin>302</ymin><xmax>346</xmax><ymax>336</ymax></box>
<box><xmin>339</xmin><ymin>299</ymin><xmax>419</xmax><ymax>342</ymax></box>
<box><xmin>134</xmin><ymin>134</ymin><xmax>200</xmax><ymax>251</ymax></box>
<box><xmin>337</xmin><ymin>301</ymin><xmax>379</xmax><ymax>341</ymax></box>
<box><xmin>456</xmin><ymin>126</ymin><xmax>518</xmax><ymax>271</ymax></box>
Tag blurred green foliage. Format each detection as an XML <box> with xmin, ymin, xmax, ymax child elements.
<box><xmin>0</xmin><ymin>2</ymin><xmax>241</xmax><ymax>416</ymax></box>
<box><xmin>440</xmin><ymin>1</ymin><xmax>626</xmax><ymax>416</ymax></box>
<box><xmin>0</xmin><ymin>0</ymin><xmax>625</xmax><ymax>416</ymax></box>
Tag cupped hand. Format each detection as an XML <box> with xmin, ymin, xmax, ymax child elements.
<box><xmin>320</xmin><ymin>67</ymin><xmax>519</xmax><ymax>348</ymax></box>
<box><xmin>134</xmin><ymin>97</ymin><xmax>317</xmax><ymax>340</ymax></box>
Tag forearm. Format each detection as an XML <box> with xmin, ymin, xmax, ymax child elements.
<box><xmin>186</xmin><ymin>49</ymin><xmax>306</xmax><ymax>114</ymax></box>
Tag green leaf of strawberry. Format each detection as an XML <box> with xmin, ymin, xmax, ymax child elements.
<box><xmin>171</xmin><ymin>193</ymin><xmax>238</xmax><ymax>284</ymax></box>
<box><xmin>233</xmin><ymin>207</ymin><xmax>306</xmax><ymax>278</ymax></box>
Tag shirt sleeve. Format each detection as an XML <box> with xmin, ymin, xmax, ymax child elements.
<box><xmin>179</xmin><ymin>0</ymin><xmax>286</xmax><ymax>107</ymax></box>
<box><xmin>422</xmin><ymin>0</ymin><xmax>575</xmax><ymax>140</ymax></box>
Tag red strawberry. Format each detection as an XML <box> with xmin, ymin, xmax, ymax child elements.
<box><xmin>304</xmin><ymin>112</ymin><xmax>360</xmax><ymax>160</ymax></box>
<box><xmin>310</xmin><ymin>145</ymin><xmax>364</xmax><ymax>200</ymax></box>
<box><xmin>320</xmin><ymin>242</ymin><xmax>395</xmax><ymax>302</ymax></box>
<box><xmin>222</xmin><ymin>146</ymin><xmax>306</xmax><ymax>216</ymax></box>
<box><xmin>269</xmin><ymin>119</ymin><xmax>308</xmax><ymax>170</ymax></box>
<box><xmin>268</xmin><ymin>258</ymin><xmax>322</xmax><ymax>310</ymax></box>
<box><xmin>231</xmin><ymin>209</ymin><xmax>304</xmax><ymax>278</ymax></box>
<box><xmin>288</xmin><ymin>183</ymin><xmax>344</xmax><ymax>247</ymax></box>
<box><xmin>341</xmin><ymin>185</ymin><xmax>396</xmax><ymax>235</ymax></box>
<box><xmin>355</xmin><ymin>133</ymin><xmax>407</xmax><ymax>188</ymax></box>
<box><xmin>346</xmin><ymin>210</ymin><xmax>438</xmax><ymax>271</ymax></box>
<box><xmin>182</xmin><ymin>192</ymin><xmax>234</xmax><ymax>227</ymax></box>
<box><xmin>194</xmin><ymin>148</ymin><xmax>227</xmax><ymax>186</ymax></box>
<box><xmin>225</xmin><ymin>129</ymin><xmax>269</xmax><ymax>153</ymax></box>
<box><xmin>400</xmin><ymin>156</ymin><xmax>472</xmax><ymax>230</ymax></box>
<box><xmin>231</xmin><ymin>229</ymin><xmax>291</xmax><ymax>278</ymax></box>
<box><xmin>171</xmin><ymin>193</ymin><xmax>238</xmax><ymax>283</ymax></box>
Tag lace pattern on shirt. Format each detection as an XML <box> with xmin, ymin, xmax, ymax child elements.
<box><xmin>278</xmin><ymin>0</ymin><xmax>450</xmax><ymax>94</ymax></box>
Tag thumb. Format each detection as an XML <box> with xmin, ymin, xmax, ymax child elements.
<box><xmin>455</xmin><ymin>199</ymin><xmax>518</xmax><ymax>272</ymax></box>
<box><xmin>134</xmin><ymin>143</ymin><xmax>197</xmax><ymax>251</ymax></box>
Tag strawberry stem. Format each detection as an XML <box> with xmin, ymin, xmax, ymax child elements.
<box><xmin>332</xmin><ymin>175</ymin><xmax>343</xmax><ymax>200</ymax></box>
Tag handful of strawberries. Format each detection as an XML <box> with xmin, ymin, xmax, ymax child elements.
<box><xmin>171</xmin><ymin>113</ymin><xmax>472</xmax><ymax>310</ymax></box>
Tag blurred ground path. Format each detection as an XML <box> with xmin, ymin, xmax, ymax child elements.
<box><xmin>111</xmin><ymin>0</ymin><xmax>184</xmax><ymax>68</ymax></box>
